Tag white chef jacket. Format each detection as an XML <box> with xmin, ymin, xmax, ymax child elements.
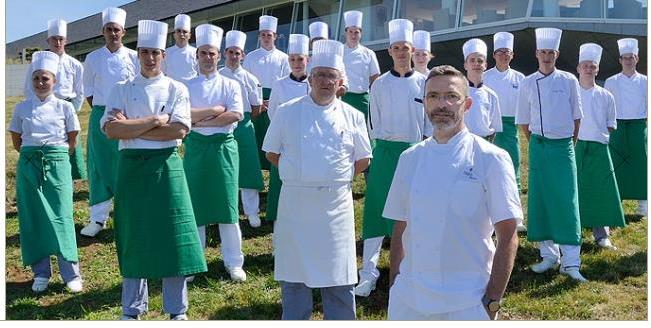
<box><xmin>24</xmin><ymin>53</ymin><xmax>85</xmax><ymax>112</ymax></box>
<box><xmin>242</xmin><ymin>47</ymin><xmax>290</xmax><ymax>89</ymax></box>
<box><xmin>267</xmin><ymin>74</ymin><xmax>310</xmax><ymax>120</ymax></box>
<box><xmin>384</xmin><ymin>128</ymin><xmax>522</xmax><ymax>314</ymax></box>
<box><xmin>604</xmin><ymin>72</ymin><xmax>648</xmax><ymax>119</ymax></box>
<box><xmin>83</xmin><ymin>46</ymin><xmax>139</xmax><ymax>107</ymax></box>
<box><xmin>343</xmin><ymin>44</ymin><xmax>380</xmax><ymax>93</ymax></box>
<box><xmin>578</xmin><ymin>86</ymin><xmax>617</xmax><ymax>144</ymax></box>
<box><xmin>483</xmin><ymin>67</ymin><xmax>525</xmax><ymax>117</ymax></box>
<box><xmin>515</xmin><ymin>69</ymin><xmax>583</xmax><ymax>139</ymax></box>
<box><xmin>369</xmin><ymin>70</ymin><xmax>429</xmax><ymax>142</ymax></box>
<box><xmin>219</xmin><ymin>66</ymin><xmax>262</xmax><ymax>113</ymax></box>
<box><xmin>186</xmin><ymin>71</ymin><xmax>244</xmax><ymax>135</ymax></box>
<box><xmin>9</xmin><ymin>94</ymin><xmax>80</xmax><ymax>147</ymax></box>
<box><xmin>100</xmin><ymin>73</ymin><xmax>191</xmax><ymax>150</ymax></box>
<box><xmin>466</xmin><ymin>83</ymin><xmax>502</xmax><ymax>137</ymax></box>
<box><xmin>162</xmin><ymin>44</ymin><xmax>198</xmax><ymax>84</ymax></box>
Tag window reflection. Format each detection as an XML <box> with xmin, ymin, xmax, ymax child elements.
<box><xmin>461</xmin><ymin>0</ymin><xmax>528</xmax><ymax>26</ymax></box>
<box><xmin>234</xmin><ymin>10</ymin><xmax>264</xmax><ymax>53</ymax></box>
<box><xmin>265</xmin><ymin>3</ymin><xmax>294</xmax><ymax>52</ymax></box>
<box><xmin>293</xmin><ymin>0</ymin><xmax>342</xmax><ymax>39</ymax></box>
<box><xmin>397</xmin><ymin>0</ymin><xmax>459</xmax><ymax>31</ymax></box>
<box><xmin>608</xmin><ymin>0</ymin><xmax>648</xmax><ymax>19</ymax></box>
<box><xmin>531</xmin><ymin>0</ymin><xmax>604</xmax><ymax>18</ymax></box>
<box><xmin>338</xmin><ymin>0</ymin><xmax>394</xmax><ymax>42</ymax></box>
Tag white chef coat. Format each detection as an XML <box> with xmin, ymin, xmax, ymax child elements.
<box><xmin>466</xmin><ymin>83</ymin><xmax>502</xmax><ymax>137</ymax></box>
<box><xmin>100</xmin><ymin>73</ymin><xmax>191</xmax><ymax>150</ymax></box>
<box><xmin>515</xmin><ymin>69</ymin><xmax>583</xmax><ymax>139</ymax></box>
<box><xmin>219</xmin><ymin>66</ymin><xmax>262</xmax><ymax>113</ymax></box>
<box><xmin>578</xmin><ymin>86</ymin><xmax>617</xmax><ymax>144</ymax></box>
<box><xmin>9</xmin><ymin>94</ymin><xmax>80</xmax><ymax>147</ymax></box>
<box><xmin>242</xmin><ymin>47</ymin><xmax>290</xmax><ymax>89</ymax></box>
<box><xmin>267</xmin><ymin>74</ymin><xmax>310</xmax><ymax>120</ymax></box>
<box><xmin>24</xmin><ymin>53</ymin><xmax>85</xmax><ymax>112</ymax></box>
<box><xmin>343</xmin><ymin>44</ymin><xmax>380</xmax><ymax>93</ymax></box>
<box><xmin>83</xmin><ymin>46</ymin><xmax>139</xmax><ymax>107</ymax></box>
<box><xmin>383</xmin><ymin>128</ymin><xmax>522</xmax><ymax>314</ymax></box>
<box><xmin>162</xmin><ymin>44</ymin><xmax>198</xmax><ymax>84</ymax></box>
<box><xmin>604</xmin><ymin>72</ymin><xmax>648</xmax><ymax>119</ymax></box>
<box><xmin>186</xmin><ymin>71</ymin><xmax>244</xmax><ymax>135</ymax></box>
<box><xmin>369</xmin><ymin>70</ymin><xmax>428</xmax><ymax>143</ymax></box>
<box><xmin>483</xmin><ymin>67</ymin><xmax>525</xmax><ymax>117</ymax></box>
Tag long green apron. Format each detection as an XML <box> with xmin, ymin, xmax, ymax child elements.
<box><xmin>233</xmin><ymin>112</ymin><xmax>264</xmax><ymax>190</ymax></box>
<box><xmin>494</xmin><ymin>116</ymin><xmax>520</xmax><ymax>188</ymax></box>
<box><xmin>87</xmin><ymin>105</ymin><xmax>119</xmax><ymax>205</ymax></box>
<box><xmin>253</xmin><ymin>87</ymin><xmax>272</xmax><ymax>170</ymax></box>
<box><xmin>576</xmin><ymin>140</ymin><xmax>626</xmax><ymax>228</ymax></box>
<box><xmin>266</xmin><ymin>165</ymin><xmax>281</xmax><ymax>222</ymax></box>
<box><xmin>183</xmin><ymin>132</ymin><xmax>240</xmax><ymax>226</ymax></box>
<box><xmin>362</xmin><ymin>139</ymin><xmax>412</xmax><ymax>239</ymax></box>
<box><xmin>609</xmin><ymin>119</ymin><xmax>647</xmax><ymax>200</ymax></box>
<box><xmin>114</xmin><ymin>147</ymin><xmax>207</xmax><ymax>279</ymax></box>
<box><xmin>527</xmin><ymin>135</ymin><xmax>581</xmax><ymax>245</ymax></box>
<box><xmin>16</xmin><ymin>146</ymin><xmax>78</xmax><ymax>266</ymax></box>
<box><xmin>69</xmin><ymin>134</ymin><xmax>87</xmax><ymax>180</ymax></box>
<box><xmin>342</xmin><ymin>92</ymin><xmax>370</xmax><ymax>123</ymax></box>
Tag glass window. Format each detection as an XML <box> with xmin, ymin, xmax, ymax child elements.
<box><xmin>531</xmin><ymin>0</ymin><xmax>604</xmax><ymax>18</ymax></box>
<box><xmin>338</xmin><ymin>0</ymin><xmax>394</xmax><ymax>42</ymax></box>
<box><xmin>265</xmin><ymin>3</ymin><xmax>295</xmax><ymax>52</ymax></box>
<box><xmin>607</xmin><ymin>0</ymin><xmax>647</xmax><ymax>19</ymax></box>
<box><xmin>293</xmin><ymin>0</ymin><xmax>342</xmax><ymax>39</ymax></box>
<box><xmin>234</xmin><ymin>9</ymin><xmax>264</xmax><ymax>53</ymax></box>
<box><xmin>461</xmin><ymin>0</ymin><xmax>528</xmax><ymax>26</ymax></box>
<box><xmin>397</xmin><ymin>0</ymin><xmax>459</xmax><ymax>31</ymax></box>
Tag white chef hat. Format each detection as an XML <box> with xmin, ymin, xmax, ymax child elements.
<box><xmin>102</xmin><ymin>7</ymin><xmax>126</xmax><ymax>28</ymax></box>
<box><xmin>31</xmin><ymin>51</ymin><xmax>60</xmax><ymax>75</ymax></box>
<box><xmin>344</xmin><ymin>10</ymin><xmax>363</xmax><ymax>29</ymax></box>
<box><xmin>137</xmin><ymin>20</ymin><xmax>168</xmax><ymax>50</ymax></box>
<box><xmin>174</xmin><ymin>14</ymin><xmax>191</xmax><ymax>31</ymax></box>
<box><xmin>579</xmin><ymin>43</ymin><xmax>603</xmax><ymax>65</ymax></box>
<box><xmin>617</xmin><ymin>38</ymin><xmax>639</xmax><ymax>56</ymax></box>
<box><xmin>310</xmin><ymin>39</ymin><xmax>344</xmax><ymax>72</ymax></box>
<box><xmin>288</xmin><ymin>34</ymin><xmax>309</xmax><ymax>55</ymax></box>
<box><xmin>462</xmin><ymin>38</ymin><xmax>487</xmax><ymax>60</ymax></box>
<box><xmin>389</xmin><ymin>19</ymin><xmax>413</xmax><ymax>45</ymax></box>
<box><xmin>47</xmin><ymin>19</ymin><xmax>67</xmax><ymax>38</ymax></box>
<box><xmin>225</xmin><ymin>30</ymin><xmax>246</xmax><ymax>51</ymax></box>
<box><xmin>493</xmin><ymin>32</ymin><xmax>514</xmax><ymax>51</ymax></box>
<box><xmin>196</xmin><ymin>24</ymin><xmax>224</xmax><ymax>49</ymax></box>
<box><xmin>535</xmin><ymin>28</ymin><xmax>562</xmax><ymax>51</ymax></box>
<box><xmin>309</xmin><ymin>22</ymin><xmax>328</xmax><ymax>40</ymax></box>
<box><xmin>259</xmin><ymin>15</ymin><xmax>278</xmax><ymax>33</ymax></box>
<box><xmin>413</xmin><ymin>30</ymin><xmax>430</xmax><ymax>52</ymax></box>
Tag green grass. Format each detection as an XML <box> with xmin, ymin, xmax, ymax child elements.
<box><xmin>5</xmin><ymin>96</ymin><xmax>647</xmax><ymax>320</ymax></box>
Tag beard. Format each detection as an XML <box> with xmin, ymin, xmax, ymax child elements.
<box><xmin>428</xmin><ymin>108</ymin><xmax>462</xmax><ymax>133</ymax></box>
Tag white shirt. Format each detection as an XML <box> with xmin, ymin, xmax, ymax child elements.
<box><xmin>604</xmin><ymin>72</ymin><xmax>648</xmax><ymax>119</ymax></box>
<box><xmin>383</xmin><ymin>128</ymin><xmax>522</xmax><ymax>314</ymax></box>
<box><xmin>516</xmin><ymin>69</ymin><xmax>583</xmax><ymax>139</ymax></box>
<box><xmin>187</xmin><ymin>71</ymin><xmax>244</xmax><ymax>135</ymax></box>
<box><xmin>343</xmin><ymin>44</ymin><xmax>380</xmax><ymax>93</ymax></box>
<box><xmin>162</xmin><ymin>44</ymin><xmax>198</xmax><ymax>84</ymax></box>
<box><xmin>578</xmin><ymin>85</ymin><xmax>617</xmax><ymax>144</ymax></box>
<box><xmin>369</xmin><ymin>70</ymin><xmax>429</xmax><ymax>143</ymax></box>
<box><xmin>9</xmin><ymin>94</ymin><xmax>80</xmax><ymax>147</ymax></box>
<box><xmin>24</xmin><ymin>53</ymin><xmax>85</xmax><ymax>112</ymax></box>
<box><xmin>268</xmin><ymin>74</ymin><xmax>310</xmax><ymax>120</ymax></box>
<box><xmin>263</xmin><ymin>95</ymin><xmax>373</xmax><ymax>186</ymax></box>
<box><xmin>219</xmin><ymin>66</ymin><xmax>262</xmax><ymax>113</ymax></box>
<box><xmin>483</xmin><ymin>67</ymin><xmax>525</xmax><ymax>117</ymax></box>
<box><xmin>83</xmin><ymin>46</ymin><xmax>139</xmax><ymax>107</ymax></box>
<box><xmin>466</xmin><ymin>83</ymin><xmax>502</xmax><ymax>137</ymax></box>
<box><xmin>100</xmin><ymin>73</ymin><xmax>191</xmax><ymax>150</ymax></box>
<box><xmin>242</xmin><ymin>47</ymin><xmax>290</xmax><ymax>89</ymax></box>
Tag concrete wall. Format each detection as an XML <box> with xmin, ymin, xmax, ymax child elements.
<box><xmin>5</xmin><ymin>64</ymin><xmax>28</xmax><ymax>97</ymax></box>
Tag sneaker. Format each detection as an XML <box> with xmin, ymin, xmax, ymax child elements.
<box><xmin>597</xmin><ymin>238</ymin><xmax>617</xmax><ymax>250</ymax></box>
<box><xmin>80</xmin><ymin>221</ymin><xmax>105</xmax><ymax>237</ymax></box>
<box><xmin>186</xmin><ymin>275</ymin><xmax>195</xmax><ymax>283</ymax></box>
<box><xmin>560</xmin><ymin>267</ymin><xmax>588</xmax><ymax>282</ymax></box>
<box><xmin>170</xmin><ymin>313</ymin><xmax>188</xmax><ymax>320</ymax></box>
<box><xmin>31</xmin><ymin>277</ymin><xmax>49</xmax><ymax>293</ymax></box>
<box><xmin>516</xmin><ymin>223</ymin><xmax>527</xmax><ymax>233</ymax></box>
<box><xmin>120</xmin><ymin>314</ymin><xmax>139</xmax><ymax>320</ymax></box>
<box><xmin>66</xmin><ymin>278</ymin><xmax>83</xmax><ymax>293</ymax></box>
<box><xmin>228</xmin><ymin>267</ymin><xmax>247</xmax><ymax>282</ymax></box>
<box><xmin>530</xmin><ymin>258</ymin><xmax>560</xmax><ymax>273</ymax></box>
<box><xmin>354</xmin><ymin>278</ymin><xmax>377</xmax><ymax>297</ymax></box>
<box><xmin>248</xmin><ymin>214</ymin><xmax>261</xmax><ymax>228</ymax></box>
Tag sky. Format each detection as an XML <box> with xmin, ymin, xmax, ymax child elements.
<box><xmin>5</xmin><ymin>0</ymin><xmax>135</xmax><ymax>43</ymax></box>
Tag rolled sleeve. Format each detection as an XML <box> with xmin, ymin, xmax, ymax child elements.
<box><xmin>101</xmin><ymin>84</ymin><xmax>124</xmax><ymax>133</ymax></box>
<box><xmin>485</xmin><ymin>151</ymin><xmax>523</xmax><ymax>225</ymax></box>
<box><xmin>353</xmin><ymin>111</ymin><xmax>373</xmax><ymax>161</ymax></box>
<box><xmin>8</xmin><ymin>105</ymin><xmax>23</xmax><ymax>134</ymax></box>
<box><xmin>383</xmin><ymin>153</ymin><xmax>411</xmax><ymax>222</ymax></box>
<box><xmin>169</xmin><ymin>83</ymin><xmax>192</xmax><ymax>130</ymax></box>
<box><xmin>606</xmin><ymin>91</ymin><xmax>617</xmax><ymax>129</ymax></box>
<box><xmin>63</xmin><ymin>102</ymin><xmax>81</xmax><ymax>133</ymax></box>
<box><xmin>515</xmin><ymin>82</ymin><xmax>530</xmax><ymax>125</ymax></box>
<box><xmin>262</xmin><ymin>105</ymin><xmax>284</xmax><ymax>154</ymax></box>
<box><xmin>570</xmin><ymin>78</ymin><xmax>583</xmax><ymax>120</ymax></box>
<box><xmin>82</xmin><ymin>55</ymin><xmax>95</xmax><ymax>97</ymax></box>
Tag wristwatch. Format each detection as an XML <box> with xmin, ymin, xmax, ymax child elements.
<box><xmin>482</xmin><ymin>295</ymin><xmax>502</xmax><ymax>312</ymax></box>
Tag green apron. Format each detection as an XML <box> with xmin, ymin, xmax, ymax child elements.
<box><xmin>609</xmin><ymin>119</ymin><xmax>647</xmax><ymax>200</ymax></box>
<box><xmin>527</xmin><ymin>135</ymin><xmax>581</xmax><ymax>245</ymax></box>
<box><xmin>233</xmin><ymin>112</ymin><xmax>264</xmax><ymax>190</ymax></box>
<box><xmin>362</xmin><ymin>139</ymin><xmax>413</xmax><ymax>239</ymax></box>
<box><xmin>253</xmin><ymin>87</ymin><xmax>272</xmax><ymax>170</ymax></box>
<box><xmin>114</xmin><ymin>147</ymin><xmax>207</xmax><ymax>279</ymax></box>
<box><xmin>576</xmin><ymin>140</ymin><xmax>626</xmax><ymax>228</ymax></box>
<box><xmin>494</xmin><ymin>116</ymin><xmax>520</xmax><ymax>188</ymax></box>
<box><xmin>87</xmin><ymin>105</ymin><xmax>119</xmax><ymax>205</ymax></box>
<box><xmin>69</xmin><ymin>135</ymin><xmax>87</xmax><ymax>180</ymax></box>
<box><xmin>342</xmin><ymin>92</ymin><xmax>370</xmax><ymax>123</ymax></box>
<box><xmin>16</xmin><ymin>146</ymin><xmax>78</xmax><ymax>266</ymax></box>
<box><xmin>183</xmin><ymin>132</ymin><xmax>240</xmax><ymax>226</ymax></box>
<box><xmin>266</xmin><ymin>165</ymin><xmax>281</xmax><ymax>222</ymax></box>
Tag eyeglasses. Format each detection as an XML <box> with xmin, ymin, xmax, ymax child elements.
<box><xmin>312</xmin><ymin>71</ymin><xmax>341</xmax><ymax>81</ymax></box>
<box><xmin>426</xmin><ymin>92</ymin><xmax>463</xmax><ymax>104</ymax></box>
<box><xmin>494</xmin><ymin>49</ymin><xmax>512</xmax><ymax>55</ymax></box>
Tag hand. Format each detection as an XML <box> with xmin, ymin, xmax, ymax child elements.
<box><xmin>153</xmin><ymin>113</ymin><xmax>170</xmax><ymax>126</ymax></box>
<box><xmin>251</xmin><ymin>107</ymin><xmax>261</xmax><ymax>118</ymax></box>
<box><xmin>212</xmin><ymin>105</ymin><xmax>226</xmax><ymax>116</ymax></box>
<box><xmin>261</xmin><ymin>100</ymin><xmax>269</xmax><ymax>112</ymax></box>
<box><xmin>109</xmin><ymin>109</ymin><xmax>127</xmax><ymax>120</ymax></box>
<box><xmin>483</xmin><ymin>304</ymin><xmax>498</xmax><ymax>320</ymax></box>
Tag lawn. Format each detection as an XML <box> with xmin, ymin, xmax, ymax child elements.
<box><xmin>4</xmin><ymin>95</ymin><xmax>647</xmax><ymax>320</ymax></box>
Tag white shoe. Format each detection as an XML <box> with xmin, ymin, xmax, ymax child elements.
<box><xmin>530</xmin><ymin>258</ymin><xmax>560</xmax><ymax>273</ymax></box>
<box><xmin>66</xmin><ymin>278</ymin><xmax>83</xmax><ymax>293</ymax></box>
<box><xmin>80</xmin><ymin>221</ymin><xmax>105</xmax><ymax>237</ymax></box>
<box><xmin>228</xmin><ymin>267</ymin><xmax>247</xmax><ymax>282</ymax></box>
<box><xmin>636</xmin><ymin>201</ymin><xmax>647</xmax><ymax>216</ymax></box>
<box><xmin>186</xmin><ymin>276</ymin><xmax>195</xmax><ymax>283</ymax></box>
<box><xmin>597</xmin><ymin>238</ymin><xmax>617</xmax><ymax>250</ymax></box>
<box><xmin>354</xmin><ymin>278</ymin><xmax>377</xmax><ymax>297</ymax></box>
<box><xmin>170</xmin><ymin>313</ymin><xmax>188</xmax><ymax>320</ymax></box>
<box><xmin>31</xmin><ymin>277</ymin><xmax>49</xmax><ymax>293</ymax></box>
<box><xmin>516</xmin><ymin>223</ymin><xmax>527</xmax><ymax>232</ymax></box>
<box><xmin>248</xmin><ymin>214</ymin><xmax>261</xmax><ymax>228</ymax></box>
<box><xmin>560</xmin><ymin>267</ymin><xmax>588</xmax><ymax>282</ymax></box>
<box><xmin>120</xmin><ymin>314</ymin><xmax>139</xmax><ymax>320</ymax></box>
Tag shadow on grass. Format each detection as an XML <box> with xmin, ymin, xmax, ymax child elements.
<box><xmin>190</xmin><ymin>252</ymin><xmax>275</xmax><ymax>285</ymax></box>
<box><xmin>582</xmin><ymin>250</ymin><xmax>647</xmax><ymax>283</ymax></box>
<box><xmin>74</xmin><ymin>226</ymin><xmax>116</xmax><ymax>247</ymax></box>
<box><xmin>209</xmin><ymin>302</ymin><xmax>281</xmax><ymax>320</ymax></box>
<box><xmin>73</xmin><ymin>190</ymin><xmax>89</xmax><ymax>202</ymax></box>
<box><xmin>625</xmin><ymin>214</ymin><xmax>645</xmax><ymax>224</ymax></box>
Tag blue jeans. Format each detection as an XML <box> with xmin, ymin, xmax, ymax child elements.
<box><xmin>280</xmin><ymin>281</ymin><xmax>356</xmax><ymax>320</ymax></box>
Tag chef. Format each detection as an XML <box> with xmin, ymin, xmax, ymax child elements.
<box><xmin>412</xmin><ymin>30</ymin><xmax>434</xmax><ymax>75</ymax></box>
<box><xmin>309</xmin><ymin>21</ymin><xmax>329</xmax><ymax>45</ymax></box>
<box><xmin>162</xmin><ymin>14</ymin><xmax>198</xmax><ymax>84</ymax></box>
